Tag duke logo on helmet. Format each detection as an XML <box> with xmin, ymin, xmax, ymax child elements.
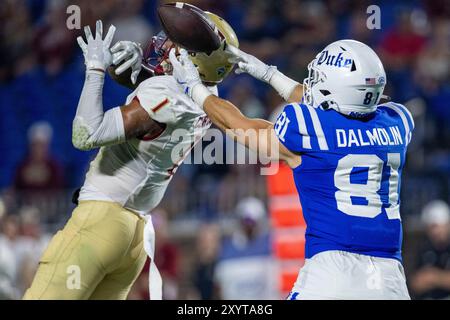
<box><xmin>316</xmin><ymin>50</ymin><xmax>353</xmax><ymax>68</ymax></box>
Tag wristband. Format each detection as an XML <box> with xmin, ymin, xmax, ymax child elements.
<box><xmin>86</xmin><ymin>60</ymin><xmax>106</xmax><ymax>72</ymax></box>
<box><xmin>85</xmin><ymin>69</ymin><xmax>106</xmax><ymax>79</ymax></box>
<box><xmin>269</xmin><ymin>70</ymin><xmax>300</xmax><ymax>101</ymax></box>
<box><xmin>87</xmin><ymin>68</ymin><xmax>106</xmax><ymax>75</ymax></box>
<box><xmin>191</xmin><ymin>83</ymin><xmax>213</xmax><ymax>109</ymax></box>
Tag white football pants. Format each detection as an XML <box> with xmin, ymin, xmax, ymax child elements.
<box><xmin>287</xmin><ymin>250</ymin><xmax>410</xmax><ymax>300</ymax></box>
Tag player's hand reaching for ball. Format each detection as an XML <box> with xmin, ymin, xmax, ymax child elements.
<box><xmin>77</xmin><ymin>20</ymin><xmax>116</xmax><ymax>72</ymax></box>
<box><xmin>169</xmin><ymin>48</ymin><xmax>202</xmax><ymax>97</ymax></box>
<box><xmin>169</xmin><ymin>48</ymin><xmax>214</xmax><ymax>107</ymax></box>
<box><xmin>111</xmin><ymin>41</ymin><xmax>143</xmax><ymax>85</ymax></box>
<box><xmin>226</xmin><ymin>45</ymin><xmax>276</xmax><ymax>83</ymax></box>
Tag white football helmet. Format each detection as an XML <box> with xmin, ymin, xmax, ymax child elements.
<box><xmin>303</xmin><ymin>39</ymin><xmax>386</xmax><ymax>117</ymax></box>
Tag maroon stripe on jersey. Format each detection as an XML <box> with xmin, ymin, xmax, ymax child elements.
<box><xmin>152</xmin><ymin>98</ymin><xmax>169</xmax><ymax>113</ymax></box>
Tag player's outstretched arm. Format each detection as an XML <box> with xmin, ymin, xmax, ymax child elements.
<box><xmin>227</xmin><ymin>45</ymin><xmax>303</xmax><ymax>103</ymax></box>
<box><xmin>73</xmin><ymin>21</ymin><xmax>162</xmax><ymax>151</ymax></box>
<box><xmin>170</xmin><ymin>49</ymin><xmax>301</xmax><ymax>168</ymax></box>
<box><xmin>203</xmin><ymin>95</ymin><xmax>300</xmax><ymax>167</ymax></box>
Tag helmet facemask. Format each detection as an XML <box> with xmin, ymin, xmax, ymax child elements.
<box><xmin>302</xmin><ymin>60</ymin><xmax>327</xmax><ymax>108</ymax></box>
<box><xmin>143</xmin><ymin>31</ymin><xmax>175</xmax><ymax>76</ymax></box>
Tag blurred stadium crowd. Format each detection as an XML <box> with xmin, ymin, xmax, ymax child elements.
<box><xmin>0</xmin><ymin>0</ymin><xmax>449</xmax><ymax>300</ymax></box>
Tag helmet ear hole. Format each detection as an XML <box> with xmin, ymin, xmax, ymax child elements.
<box><xmin>320</xmin><ymin>90</ymin><xmax>331</xmax><ymax>96</ymax></box>
<box><xmin>321</xmin><ymin>101</ymin><xmax>330</xmax><ymax>109</ymax></box>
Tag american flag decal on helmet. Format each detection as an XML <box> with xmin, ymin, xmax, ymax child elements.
<box><xmin>365</xmin><ymin>78</ymin><xmax>376</xmax><ymax>85</ymax></box>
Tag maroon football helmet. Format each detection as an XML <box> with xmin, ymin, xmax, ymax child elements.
<box><xmin>142</xmin><ymin>31</ymin><xmax>175</xmax><ymax>76</ymax></box>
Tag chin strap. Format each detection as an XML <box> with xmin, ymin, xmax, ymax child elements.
<box><xmin>319</xmin><ymin>100</ymin><xmax>377</xmax><ymax>117</ymax></box>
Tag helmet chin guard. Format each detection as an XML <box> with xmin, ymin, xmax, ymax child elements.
<box><xmin>302</xmin><ymin>39</ymin><xmax>386</xmax><ymax>118</ymax></box>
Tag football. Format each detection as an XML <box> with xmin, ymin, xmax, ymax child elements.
<box><xmin>157</xmin><ymin>2</ymin><xmax>221</xmax><ymax>54</ymax></box>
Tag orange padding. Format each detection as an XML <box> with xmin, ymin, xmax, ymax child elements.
<box><xmin>266</xmin><ymin>162</ymin><xmax>297</xmax><ymax>196</ymax></box>
<box><xmin>271</xmin><ymin>208</ymin><xmax>304</xmax><ymax>227</ymax></box>
<box><xmin>273</xmin><ymin>231</ymin><xmax>305</xmax><ymax>259</ymax></box>
<box><xmin>279</xmin><ymin>261</ymin><xmax>304</xmax><ymax>292</ymax></box>
<box><xmin>266</xmin><ymin>162</ymin><xmax>305</xmax><ymax>227</ymax></box>
<box><xmin>269</xmin><ymin>194</ymin><xmax>304</xmax><ymax>227</ymax></box>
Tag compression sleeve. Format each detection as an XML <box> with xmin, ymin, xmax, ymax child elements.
<box><xmin>72</xmin><ymin>70</ymin><xmax>126</xmax><ymax>151</ymax></box>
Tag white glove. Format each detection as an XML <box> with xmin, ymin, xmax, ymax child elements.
<box><xmin>77</xmin><ymin>20</ymin><xmax>116</xmax><ymax>71</ymax></box>
<box><xmin>168</xmin><ymin>48</ymin><xmax>212</xmax><ymax>107</ymax></box>
<box><xmin>227</xmin><ymin>45</ymin><xmax>277</xmax><ymax>83</ymax></box>
<box><xmin>227</xmin><ymin>45</ymin><xmax>299</xmax><ymax>101</ymax></box>
<box><xmin>111</xmin><ymin>41</ymin><xmax>143</xmax><ymax>85</ymax></box>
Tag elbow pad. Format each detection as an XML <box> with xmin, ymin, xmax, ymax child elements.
<box><xmin>72</xmin><ymin>107</ymin><xmax>125</xmax><ymax>150</ymax></box>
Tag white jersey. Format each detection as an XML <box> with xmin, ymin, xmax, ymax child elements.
<box><xmin>79</xmin><ymin>75</ymin><xmax>213</xmax><ymax>215</ymax></box>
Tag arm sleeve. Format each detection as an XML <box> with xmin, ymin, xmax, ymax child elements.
<box><xmin>72</xmin><ymin>70</ymin><xmax>126</xmax><ymax>151</ymax></box>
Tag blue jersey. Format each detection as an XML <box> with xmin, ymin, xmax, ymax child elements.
<box><xmin>274</xmin><ymin>102</ymin><xmax>414</xmax><ymax>261</ymax></box>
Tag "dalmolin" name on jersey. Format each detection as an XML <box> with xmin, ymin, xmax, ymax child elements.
<box><xmin>336</xmin><ymin>126</ymin><xmax>403</xmax><ymax>147</ymax></box>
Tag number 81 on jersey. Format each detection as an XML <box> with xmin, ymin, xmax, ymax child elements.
<box><xmin>334</xmin><ymin>153</ymin><xmax>401</xmax><ymax>220</ymax></box>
